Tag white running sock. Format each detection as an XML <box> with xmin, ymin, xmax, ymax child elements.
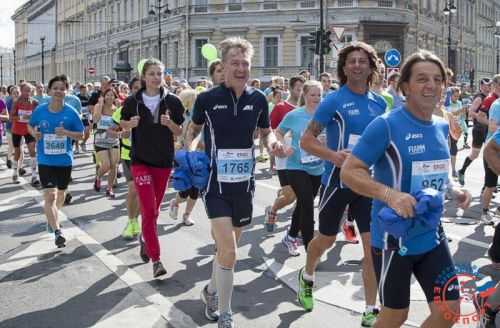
<box><xmin>207</xmin><ymin>257</ymin><xmax>217</xmax><ymax>294</ymax></box>
<box><xmin>366</xmin><ymin>304</ymin><xmax>376</xmax><ymax>313</ymax></box>
<box><xmin>31</xmin><ymin>158</ymin><xmax>37</xmax><ymax>177</ymax></box>
<box><xmin>302</xmin><ymin>271</ymin><xmax>314</xmax><ymax>283</ymax></box>
<box><xmin>216</xmin><ymin>264</ymin><xmax>234</xmax><ymax>313</ymax></box>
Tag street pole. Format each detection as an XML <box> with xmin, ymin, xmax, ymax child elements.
<box><xmin>319</xmin><ymin>0</ymin><xmax>325</xmax><ymax>74</ymax></box>
<box><xmin>13</xmin><ymin>49</ymin><xmax>16</xmax><ymax>84</ymax></box>
<box><xmin>40</xmin><ymin>37</ymin><xmax>45</xmax><ymax>84</ymax></box>
<box><xmin>448</xmin><ymin>14</ymin><xmax>452</xmax><ymax>70</ymax></box>
<box><xmin>158</xmin><ymin>0</ymin><xmax>162</xmax><ymax>60</ymax></box>
<box><xmin>0</xmin><ymin>55</ymin><xmax>3</xmax><ymax>86</ymax></box>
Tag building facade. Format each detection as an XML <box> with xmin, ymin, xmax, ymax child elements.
<box><xmin>0</xmin><ymin>47</ymin><xmax>15</xmax><ymax>86</ymax></box>
<box><xmin>12</xmin><ymin>0</ymin><xmax>500</xmax><ymax>86</ymax></box>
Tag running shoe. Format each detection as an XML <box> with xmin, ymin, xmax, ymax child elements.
<box><xmin>19</xmin><ymin>168</ymin><xmax>26</xmax><ymax>176</ymax></box>
<box><xmin>218</xmin><ymin>312</ymin><xmax>234</xmax><ymax>328</ymax></box>
<box><xmin>297</xmin><ymin>268</ymin><xmax>314</xmax><ymax>311</ymax></box>
<box><xmin>64</xmin><ymin>193</ymin><xmax>72</xmax><ymax>205</ymax></box>
<box><xmin>361</xmin><ymin>309</ymin><xmax>379</xmax><ymax>327</ymax></box>
<box><xmin>182</xmin><ymin>214</ymin><xmax>195</xmax><ymax>226</ymax></box>
<box><xmin>153</xmin><ymin>261</ymin><xmax>167</xmax><ymax>278</ymax></box>
<box><xmin>106</xmin><ymin>189</ymin><xmax>116</xmax><ymax>199</ymax></box>
<box><xmin>122</xmin><ymin>220</ymin><xmax>135</xmax><ymax>240</ymax></box>
<box><xmin>31</xmin><ymin>177</ymin><xmax>40</xmax><ymax>187</ymax></box>
<box><xmin>342</xmin><ymin>220</ymin><xmax>359</xmax><ymax>244</ymax></box>
<box><xmin>12</xmin><ymin>172</ymin><xmax>19</xmax><ymax>184</ymax></box>
<box><xmin>81</xmin><ymin>143</ymin><xmax>87</xmax><ymax>152</ymax></box>
<box><xmin>93</xmin><ymin>177</ymin><xmax>101</xmax><ymax>192</ymax></box>
<box><xmin>169</xmin><ymin>199</ymin><xmax>178</xmax><ymax>220</ymax></box>
<box><xmin>282</xmin><ymin>233</ymin><xmax>300</xmax><ymax>256</ymax></box>
<box><xmin>54</xmin><ymin>230</ymin><xmax>66</xmax><ymax>248</ymax></box>
<box><xmin>200</xmin><ymin>284</ymin><xmax>219</xmax><ymax>321</ymax></box>
<box><xmin>131</xmin><ymin>218</ymin><xmax>141</xmax><ymax>236</ymax></box>
<box><xmin>138</xmin><ymin>233</ymin><xmax>150</xmax><ymax>263</ymax></box>
<box><xmin>6</xmin><ymin>159</ymin><xmax>11</xmax><ymax>169</ymax></box>
<box><xmin>480</xmin><ymin>212</ymin><xmax>495</xmax><ymax>226</ymax></box>
<box><xmin>458</xmin><ymin>171</ymin><xmax>465</xmax><ymax>186</ymax></box>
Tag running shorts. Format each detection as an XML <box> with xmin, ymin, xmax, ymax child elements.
<box><xmin>204</xmin><ymin>192</ymin><xmax>253</xmax><ymax>227</ymax></box>
<box><xmin>38</xmin><ymin>165</ymin><xmax>72</xmax><ymax>190</ymax></box>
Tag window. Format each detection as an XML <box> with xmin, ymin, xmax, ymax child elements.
<box><xmin>262</xmin><ymin>1</ymin><xmax>277</xmax><ymax>10</ymax></box>
<box><xmin>300</xmin><ymin>1</ymin><xmax>315</xmax><ymax>8</ymax></box>
<box><xmin>377</xmin><ymin>0</ymin><xmax>394</xmax><ymax>8</ymax></box>
<box><xmin>194</xmin><ymin>39</ymin><xmax>208</xmax><ymax>67</ymax></box>
<box><xmin>228</xmin><ymin>0</ymin><xmax>242</xmax><ymax>11</ymax></box>
<box><xmin>172</xmin><ymin>41</ymin><xmax>178</xmax><ymax>68</ymax></box>
<box><xmin>337</xmin><ymin>0</ymin><xmax>354</xmax><ymax>7</ymax></box>
<box><xmin>300</xmin><ymin>36</ymin><xmax>314</xmax><ymax>68</ymax></box>
<box><xmin>194</xmin><ymin>0</ymin><xmax>208</xmax><ymax>13</ymax></box>
<box><xmin>264</xmin><ymin>37</ymin><xmax>278</xmax><ymax>67</ymax></box>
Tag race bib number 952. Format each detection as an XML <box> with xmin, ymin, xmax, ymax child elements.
<box><xmin>410</xmin><ymin>159</ymin><xmax>449</xmax><ymax>193</ymax></box>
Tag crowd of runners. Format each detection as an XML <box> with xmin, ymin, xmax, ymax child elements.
<box><xmin>0</xmin><ymin>37</ymin><xmax>499</xmax><ymax>328</ymax></box>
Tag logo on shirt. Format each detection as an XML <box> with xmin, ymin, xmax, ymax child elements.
<box><xmin>408</xmin><ymin>144</ymin><xmax>426</xmax><ymax>155</ymax></box>
<box><xmin>342</xmin><ymin>102</ymin><xmax>356</xmax><ymax>109</ymax></box>
<box><xmin>242</xmin><ymin>105</ymin><xmax>253</xmax><ymax>111</ymax></box>
<box><xmin>405</xmin><ymin>133</ymin><xmax>424</xmax><ymax>141</ymax></box>
<box><xmin>212</xmin><ymin>104</ymin><xmax>228</xmax><ymax>111</ymax></box>
<box><xmin>135</xmin><ymin>174</ymin><xmax>153</xmax><ymax>186</ymax></box>
<box><xmin>347</xmin><ymin>109</ymin><xmax>360</xmax><ymax>116</ymax></box>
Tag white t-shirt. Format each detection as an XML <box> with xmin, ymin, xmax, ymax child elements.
<box><xmin>142</xmin><ymin>93</ymin><xmax>161</xmax><ymax>114</ymax></box>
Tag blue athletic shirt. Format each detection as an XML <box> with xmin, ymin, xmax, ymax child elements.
<box><xmin>352</xmin><ymin>107</ymin><xmax>450</xmax><ymax>255</ymax></box>
<box><xmin>488</xmin><ymin>99</ymin><xmax>500</xmax><ymax>139</ymax></box>
<box><xmin>313</xmin><ymin>84</ymin><xmax>386</xmax><ymax>186</ymax></box>
<box><xmin>278</xmin><ymin>107</ymin><xmax>324</xmax><ymax>176</ymax></box>
<box><xmin>44</xmin><ymin>95</ymin><xmax>82</xmax><ymax>114</ymax></box>
<box><xmin>191</xmin><ymin>83</ymin><xmax>270</xmax><ymax>195</ymax></box>
<box><xmin>33</xmin><ymin>95</ymin><xmax>50</xmax><ymax>105</ymax></box>
<box><xmin>29</xmin><ymin>103</ymin><xmax>84</xmax><ymax>167</ymax></box>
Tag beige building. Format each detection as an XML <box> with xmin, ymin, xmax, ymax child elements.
<box><xmin>12</xmin><ymin>0</ymin><xmax>500</xmax><ymax>86</ymax></box>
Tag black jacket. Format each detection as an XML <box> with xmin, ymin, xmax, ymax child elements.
<box><xmin>122</xmin><ymin>87</ymin><xmax>184</xmax><ymax>168</ymax></box>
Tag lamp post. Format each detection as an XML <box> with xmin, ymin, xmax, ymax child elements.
<box><xmin>443</xmin><ymin>1</ymin><xmax>457</xmax><ymax>71</ymax></box>
<box><xmin>13</xmin><ymin>49</ymin><xmax>16</xmax><ymax>84</ymax></box>
<box><xmin>0</xmin><ymin>55</ymin><xmax>3</xmax><ymax>86</ymax></box>
<box><xmin>149</xmin><ymin>0</ymin><xmax>171</xmax><ymax>61</ymax></box>
<box><xmin>495</xmin><ymin>22</ymin><xmax>500</xmax><ymax>73</ymax></box>
<box><xmin>40</xmin><ymin>36</ymin><xmax>46</xmax><ymax>84</ymax></box>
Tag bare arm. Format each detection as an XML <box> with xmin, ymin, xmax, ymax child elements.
<box><xmin>300</xmin><ymin>120</ymin><xmax>349</xmax><ymax>167</ymax></box>
<box><xmin>485</xmin><ymin>138</ymin><xmax>500</xmax><ymax>175</ymax></box>
<box><xmin>0</xmin><ymin>108</ymin><xmax>9</xmax><ymax>122</ymax></box>
<box><xmin>184</xmin><ymin>122</ymin><xmax>203</xmax><ymax>151</ymax></box>
<box><xmin>488</xmin><ymin>118</ymin><xmax>498</xmax><ymax>135</ymax></box>
<box><xmin>468</xmin><ymin>97</ymin><xmax>482</xmax><ymax>119</ymax></box>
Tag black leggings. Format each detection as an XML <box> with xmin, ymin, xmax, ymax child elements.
<box><xmin>287</xmin><ymin>170</ymin><xmax>321</xmax><ymax>250</ymax></box>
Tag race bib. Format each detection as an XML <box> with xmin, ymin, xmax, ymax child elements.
<box><xmin>97</xmin><ymin>116</ymin><xmax>113</xmax><ymax>130</ymax></box>
<box><xmin>410</xmin><ymin>159</ymin><xmax>449</xmax><ymax>193</ymax></box>
<box><xmin>43</xmin><ymin>134</ymin><xmax>67</xmax><ymax>155</ymax></box>
<box><xmin>216</xmin><ymin>148</ymin><xmax>253</xmax><ymax>183</ymax></box>
<box><xmin>18</xmin><ymin>109</ymin><xmax>31</xmax><ymax>123</ymax></box>
<box><xmin>300</xmin><ymin>132</ymin><xmax>321</xmax><ymax>164</ymax></box>
<box><xmin>347</xmin><ymin>134</ymin><xmax>360</xmax><ymax>150</ymax></box>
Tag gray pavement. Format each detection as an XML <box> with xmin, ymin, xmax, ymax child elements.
<box><xmin>0</xmin><ymin>135</ymin><xmax>498</xmax><ymax>328</ymax></box>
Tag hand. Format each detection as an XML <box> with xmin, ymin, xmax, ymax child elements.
<box><xmin>270</xmin><ymin>141</ymin><xmax>287</xmax><ymax>158</ymax></box>
<box><xmin>454</xmin><ymin>189</ymin><xmax>472</xmax><ymax>210</ymax></box>
<box><xmin>330</xmin><ymin>149</ymin><xmax>351</xmax><ymax>167</ymax></box>
<box><xmin>160</xmin><ymin>113</ymin><xmax>171</xmax><ymax>127</ymax></box>
<box><xmin>129</xmin><ymin>115</ymin><xmax>140</xmax><ymax>128</ymax></box>
<box><xmin>55</xmin><ymin>122</ymin><xmax>66</xmax><ymax>137</ymax></box>
<box><xmin>97</xmin><ymin>96</ymin><xmax>104</xmax><ymax>106</ymax></box>
<box><xmin>33</xmin><ymin>126</ymin><xmax>42</xmax><ymax>141</ymax></box>
<box><xmin>387</xmin><ymin>190</ymin><xmax>417</xmax><ymax>219</ymax></box>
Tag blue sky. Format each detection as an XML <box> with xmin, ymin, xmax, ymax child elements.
<box><xmin>0</xmin><ymin>0</ymin><xmax>28</xmax><ymax>48</ymax></box>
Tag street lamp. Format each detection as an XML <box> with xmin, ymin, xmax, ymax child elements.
<box><xmin>443</xmin><ymin>1</ymin><xmax>457</xmax><ymax>72</ymax></box>
<box><xmin>149</xmin><ymin>0</ymin><xmax>171</xmax><ymax>61</ymax></box>
<box><xmin>40</xmin><ymin>36</ymin><xmax>46</xmax><ymax>84</ymax></box>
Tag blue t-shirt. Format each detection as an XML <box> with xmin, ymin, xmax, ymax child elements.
<box><xmin>494</xmin><ymin>129</ymin><xmax>500</xmax><ymax>145</ymax></box>
<box><xmin>488</xmin><ymin>99</ymin><xmax>500</xmax><ymax>138</ymax></box>
<box><xmin>278</xmin><ymin>107</ymin><xmax>324</xmax><ymax>176</ymax></box>
<box><xmin>352</xmin><ymin>107</ymin><xmax>450</xmax><ymax>255</ymax></box>
<box><xmin>313</xmin><ymin>85</ymin><xmax>386</xmax><ymax>185</ymax></box>
<box><xmin>29</xmin><ymin>103</ymin><xmax>84</xmax><ymax>167</ymax></box>
<box><xmin>33</xmin><ymin>95</ymin><xmax>50</xmax><ymax>105</ymax></box>
<box><xmin>45</xmin><ymin>95</ymin><xmax>82</xmax><ymax>114</ymax></box>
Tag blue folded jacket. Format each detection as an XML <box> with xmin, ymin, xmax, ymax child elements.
<box><xmin>171</xmin><ymin>150</ymin><xmax>209</xmax><ymax>192</ymax></box>
<box><xmin>377</xmin><ymin>188</ymin><xmax>444</xmax><ymax>241</ymax></box>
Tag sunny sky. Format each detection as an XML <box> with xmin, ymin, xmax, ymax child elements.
<box><xmin>0</xmin><ymin>0</ymin><xmax>29</xmax><ymax>48</ymax></box>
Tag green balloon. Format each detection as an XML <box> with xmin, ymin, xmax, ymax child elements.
<box><xmin>201</xmin><ymin>44</ymin><xmax>218</xmax><ymax>61</ymax></box>
<box><xmin>137</xmin><ymin>59</ymin><xmax>147</xmax><ymax>75</ymax></box>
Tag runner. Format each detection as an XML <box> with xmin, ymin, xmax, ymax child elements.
<box><xmin>276</xmin><ymin>80</ymin><xmax>324</xmax><ymax>255</ymax></box>
<box><xmin>341</xmin><ymin>50</ymin><xmax>471</xmax><ymax>328</ymax></box>
<box><xmin>77</xmin><ymin>84</ymin><xmax>91</xmax><ymax>152</ymax></box>
<box><xmin>298</xmin><ymin>42</ymin><xmax>385</xmax><ymax>327</ymax></box>
<box><xmin>266</xmin><ymin>76</ymin><xmax>304</xmax><ymax>255</ymax></box>
<box><xmin>93</xmin><ymin>88</ymin><xmax>120</xmax><ymax>198</ymax></box>
<box><xmin>185</xmin><ymin>37</ymin><xmax>285</xmax><ymax>327</ymax></box>
<box><xmin>120</xmin><ymin>58</ymin><xmax>184</xmax><ymax>278</ymax></box>
<box><xmin>4</xmin><ymin>86</ymin><xmax>21</xmax><ymax>170</ymax></box>
<box><xmin>33</xmin><ymin>82</ymin><xmax>49</xmax><ymax>104</ymax></box>
<box><xmin>28</xmin><ymin>74</ymin><xmax>84</xmax><ymax>248</ymax></box>
<box><xmin>457</xmin><ymin>77</ymin><xmax>494</xmax><ymax>186</ymax></box>
<box><xmin>445</xmin><ymin>86</ymin><xmax>467</xmax><ymax>177</ymax></box>
<box><xmin>11</xmin><ymin>82</ymin><xmax>39</xmax><ymax>186</ymax></box>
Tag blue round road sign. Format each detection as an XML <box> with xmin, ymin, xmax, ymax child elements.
<box><xmin>384</xmin><ymin>49</ymin><xmax>401</xmax><ymax>68</ymax></box>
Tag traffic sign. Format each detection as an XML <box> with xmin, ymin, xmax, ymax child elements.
<box><xmin>87</xmin><ymin>67</ymin><xmax>96</xmax><ymax>75</ymax></box>
<box><xmin>384</xmin><ymin>48</ymin><xmax>401</xmax><ymax>68</ymax></box>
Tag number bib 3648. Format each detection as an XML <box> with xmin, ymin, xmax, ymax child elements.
<box><xmin>411</xmin><ymin>159</ymin><xmax>449</xmax><ymax>193</ymax></box>
<box><xmin>43</xmin><ymin>134</ymin><xmax>67</xmax><ymax>155</ymax></box>
<box><xmin>216</xmin><ymin>148</ymin><xmax>253</xmax><ymax>183</ymax></box>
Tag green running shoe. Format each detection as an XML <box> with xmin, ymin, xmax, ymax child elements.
<box><xmin>361</xmin><ymin>309</ymin><xmax>379</xmax><ymax>327</ymax></box>
<box><xmin>131</xmin><ymin>218</ymin><xmax>141</xmax><ymax>236</ymax></box>
<box><xmin>122</xmin><ymin>220</ymin><xmax>135</xmax><ymax>240</ymax></box>
<box><xmin>298</xmin><ymin>268</ymin><xmax>314</xmax><ymax>312</ymax></box>
<box><xmin>458</xmin><ymin>171</ymin><xmax>465</xmax><ymax>186</ymax></box>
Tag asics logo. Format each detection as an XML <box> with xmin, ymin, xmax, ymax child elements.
<box><xmin>212</xmin><ymin>104</ymin><xmax>228</xmax><ymax>110</ymax></box>
<box><xmin>405</xmin><ymin>133</ymin><xmax>424</xmax><ymax>141</ymax></box>
<box><xmin>342</xmin><ymin>102</ymin><xmax>355</xmax><ymax>109</ymax></box>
